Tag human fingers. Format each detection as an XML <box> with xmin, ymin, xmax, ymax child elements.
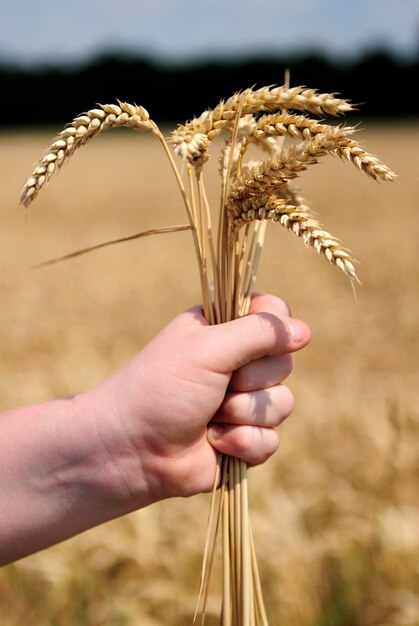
<box><xmin>207</xmin><ymin>423</ymin><xmax>279</xmax><ymax>466</ymax></box>
<box><xmin>229</xmin><ymin>353</ymin><xmax>293</xmax><ymax>392</ymax></box>
<box><xmin>212</xmin><ymin>384</ymin><xmax>294</xmax><ymax>427</ymax></box>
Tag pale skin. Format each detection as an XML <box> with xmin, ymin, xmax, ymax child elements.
<box><xmin>0</xmin><ymin>293</ymin><xmax>310</xmax><ymax>566</ymax></box>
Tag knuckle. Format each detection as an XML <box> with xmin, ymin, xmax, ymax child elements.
<box><xmin>279</xmin><ymin>298</ymin><xmax>292</xmax><ymax>317</ymax></box>
<box><xmin>246</xmin><ymin>427</ymin><xmax>279</xmax><ymax>465</ymax></box>
<box><xmin>259</xmin><ymin>430</ymin><xmax>280</xmax><ymax>463</ymax></box>
<box><xmin>269</xmin><ymin>392</ymin><xmax>293</xmax><ymax>425</ymax></box>
<box><xmin>278</xmin><ymin>386</ymin><xmax>294</xmax><ymax>420</ymax></box>
<box><xmin>281</xmin><ymin>354</ymin><xmax>294</xmax><ymax>378</ymax></box>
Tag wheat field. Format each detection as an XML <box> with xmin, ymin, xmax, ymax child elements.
<box><xmin>0</xmin><ymin>122</ymin><xmax>418</xmax><ymax>625</ymax></box>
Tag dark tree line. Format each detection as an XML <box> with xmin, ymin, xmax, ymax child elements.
<box><xmin>1</xmin><ymin>49</ymin><xmax>418</xmax><ymax>127</ymax></box>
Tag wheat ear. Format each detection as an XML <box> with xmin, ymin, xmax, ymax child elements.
<box><xmin>171</xmin><ymin>85</ymin><xmax>354</xmax><ymax>163</ymax></box>
<box><xmin>228</xmin><ymin>146</ymin><xmax>318</xmax><ymax>205</ymax></box>
<box><xmin>253</xmin><ymin>117</ymin><xmax>397</xmax><ymax>182</ymax></box>
<box><xmin>232</xmin><ymin>196</ymin><xmax>358</xmax><ymax>282</ymax></box>
<box><xmin>20</xmin><ymin>101</ymin><xmax>158</xmax><ymax>207</ymax></box>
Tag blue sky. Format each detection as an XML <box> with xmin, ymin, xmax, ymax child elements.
<box><xmin>0</xmin><ymin>0</ymin><xmax>418</xmax><ymax>66</ymax></box>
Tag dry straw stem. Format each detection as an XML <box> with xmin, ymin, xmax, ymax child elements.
<box><xmin>18</xmin><ymin>81</ymin><xmax>397</xmax><ymax>626</ymax></box>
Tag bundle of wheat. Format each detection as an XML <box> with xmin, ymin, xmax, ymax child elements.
<box><xmin>20</xmin><ymin>83</ymin><xmax>396</xmax><ymax>626</ymax></box>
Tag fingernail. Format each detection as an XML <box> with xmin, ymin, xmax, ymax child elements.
<box><xmin>208</xmin><ymin>424</ymin><xmax>225</xmax><ymax>442</ymax></box>
<box><xmin>288</xmin><ymin>319</ymin><xmax>308</xmax><ymax>345</ymax></box>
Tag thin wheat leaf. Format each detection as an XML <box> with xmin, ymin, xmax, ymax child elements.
<box><xmin>32</xmin><ymin>225</ymin><xmax>194</xmax><ymax>268</ymax></box>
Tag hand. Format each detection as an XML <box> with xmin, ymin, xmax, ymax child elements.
<box><xmin>0</xmin><ymin>293</ymin><xmax>310</xmax><ymax>564</ymax></box>
<box><xmin>86</xmin><ymin>293</ymin><xmax>311</xmax><ymax>508</ymax></box>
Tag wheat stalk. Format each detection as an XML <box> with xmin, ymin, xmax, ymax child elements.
<box><xmin>19</xmin><ymin>81</ymin><xmax>396</xmax><ymax>626</ymax></box>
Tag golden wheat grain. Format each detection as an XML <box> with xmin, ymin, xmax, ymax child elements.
<box><xmin>228</xmin><ymin>193</ymin><xmax>295</xmax><ymax>219</ymax></box>
<box><xmin>336</xmin><ymin>139</ymin><xmax>397</xmax><ymax>181</ymax></box>
<box><xmin>229</xmin><ymin>126</ymin><xmax>397</xmax><ymax>209</ymax></box>
<box><xmin>253</xmin><ymin>112</ymin><xmax>355</xmax><ymax>141</ymax></box>
<box><xmin>302</xmin><ymin>128</ymin><xmax>397</xmax><ymax>181</ymax></box>
<box><xmin>171</xmin><ymin>85</ymin><xmax>354</xmax><ymax>163</ymax></box>
<box><xmin>282</xmin><ymin>211</ymin><xmax>359</xmax><ymax>281</ymax></box>
<box><xmin>231</xmin><ymin>196</ymin><xmax>358</xmax><ymax>281</ymax></box>
<box><xmin>20</xmin><ymin>102</ymin><xmax>157</xmax><ymax>207</ymax></box>
<box><xmin>229</xmin><ymin>147</ymin><xmax>318</xmax><ymax>205</ymax></box>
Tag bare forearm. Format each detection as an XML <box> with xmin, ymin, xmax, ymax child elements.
<box><xmin>0</xmin><ymin>392</ymin><xmax>150</xmax><ymax>566</ymax></box>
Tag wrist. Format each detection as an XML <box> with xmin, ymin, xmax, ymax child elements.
<box><xmin>68</xmin><ymin>385</ymin><xmax>157</xmax><ymax>514</ymax></box>
<box><xmin>85</xmin><ymin>366</ymin><xmax>200</xmax><ymax>506</ymax></box>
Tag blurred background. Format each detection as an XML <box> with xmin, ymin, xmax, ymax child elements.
<box><xmin>1</xmin><ymin>2</ymin><xmax>418</xmax><ymax>625</ymax></box>
<box><xmin>1</xmin><ymin>0</ymin><xmax>419</xmax><ymax>126</ymax></box>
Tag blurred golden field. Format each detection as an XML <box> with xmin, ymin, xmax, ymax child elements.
<box><xmin>0</xmin><ymin>122</ymin><xmax>418</xmax><ymax>625</ymax></box>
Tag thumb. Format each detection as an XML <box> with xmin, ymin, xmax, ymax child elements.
<box><xmin>203</xmin><ymin>312</ymin><xmax>310</xmax><ymax>374</ymax></box>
